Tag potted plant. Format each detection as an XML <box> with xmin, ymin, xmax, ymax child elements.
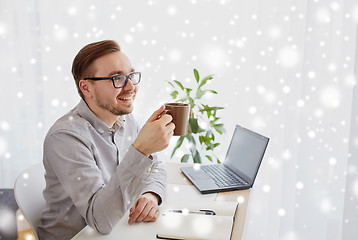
<box><xmin>167</xmin><ymin>69</ymin><xmax>225</xmax><ymax>163</ymax></box>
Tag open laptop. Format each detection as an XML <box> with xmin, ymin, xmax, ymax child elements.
<box><xmin>181</xmin><ymin>124</ymin><xmax>269</xmax><ymax>194</ymax></box>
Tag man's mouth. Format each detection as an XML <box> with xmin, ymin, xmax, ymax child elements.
<box><xmin>117</xmin><ymin>94</ymin><xmax>134</xmax><ymax>101</ymax></box>
<box><xmin>118</xmin><ymin>97</ymin><xmax>132</xmax><ymax>100</ymax></box>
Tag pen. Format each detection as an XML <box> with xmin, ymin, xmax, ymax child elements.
<box><xmin>168</xmin><ymin>209</ymin><xmax>216</xmax><ymax>215</ymax></box>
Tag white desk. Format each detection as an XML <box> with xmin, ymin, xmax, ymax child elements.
<box><xmin>72</xmin><ymin>162</ymin><xmax>250</xmax><ymax>240</ymax></box>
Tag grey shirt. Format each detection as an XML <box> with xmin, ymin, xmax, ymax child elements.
<box><xmin>38</xmin><ymin>100</ymin><xmax>167</xmax><ymax>239</ymax></box>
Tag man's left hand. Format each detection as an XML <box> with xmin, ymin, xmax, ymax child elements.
<box><xmin>128</xmin><ymin>192</ymin><xmax>160</xmax><ymax>225</ymax></box>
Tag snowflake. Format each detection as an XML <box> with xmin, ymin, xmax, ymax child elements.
<box><xmin>307</xmin><ymin>71</ymin><xmax>316</xmax><ymax>79</ymax></box>
<box><xmin>68</xmin><ymin>7</ymin><xmax>77</xmax><ymax>16</ymax></box>
<box><xmin>168</xmin><ymin>49</ymin><xmax>182</xmax><ymax>62</ymax></box>
<box><xmin>320</xmin><ymin>198</ymin><xmax>332</xmax><ymax>213</ymax></box>
<box><xmin>53</xmin><ymin>25</ymin><xmax>68</xmax><ymax>41</ymax></box>
<box><xmin>329</xmin><ymin>157</ymin><xmax>337</xmax><ymax>166</ymax></box>
<box><xmin>51</xmin><ymin>99</ymin><xmax>60</xmax><ymax>107</ymax></box>
<box><xmin>278</xmin><ymin>208</ymin><xmax>286</xmax><ymax>216</ymax></box>
<box><xmin>167</xmin><ymin>6</ymin><xmax>177</xmax><ymax>16</ymax></box>
<box><xmin>30</xmin><ymin>58</ymin><xmax>37</xmax><ymax>64</ymax></box>
<box><xmin>278</xmin><ymin>46</ymin><xmax>299</xmax><ymax>68</ymax></box>
<box><xmin>0</xmin><ymin>121</ymin><xmax>10</xmax><ymax>131</ymax></box>
<box><xmin>0</xmin><ymin>22</ymin><xmax>7</xmax><ymax>36</ymax></box>
<box><xmin>0</xmin><ymin>207</ymin><xmax>16</xmax><ymax>236</ymax></box>
<box><xmin>319</xmin><ymin>86</ymin><xmax>341</xmax><ymax>108</ymax></box>
<box><xmin>296</xmin><ymin>181</ymin><xmax>304</xmax><ymax>189</ymax></box>
<box><xmin>262</xmin><ymin>185</ymin><xmax>271</xmax><ymax>193</ymax></box>
<box><xmin>316</xmin><ymin>8</ymin><xmax>331</xmax><ymax>23</ymax></box>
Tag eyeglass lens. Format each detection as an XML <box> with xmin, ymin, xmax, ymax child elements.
<box><xmin>113</xmin><ymin>73</ymin><xmax>140</xmax><ymax>88</ymax></box>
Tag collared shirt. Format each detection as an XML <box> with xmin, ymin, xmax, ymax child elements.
<box><xmin>38</xmin><ymin>100</ymin><xmax>167</xmax><ymax>240</ymax></box>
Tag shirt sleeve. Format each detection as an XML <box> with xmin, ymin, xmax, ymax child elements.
<box><xmin>139</xmin><ymin>152</ymin><xmax>167</xmax><ymax>205</ymax></box>
<box><xmin>133</xmin><ymin>117</ymin><xmax>167</xmax><ymax>205</ymax></box>
<box><xmin>44</xmin><ymin>129</ymin><xmax>156</xmax><ymax>234</ymax></box>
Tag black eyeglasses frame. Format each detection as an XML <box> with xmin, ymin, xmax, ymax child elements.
<box><xmin>84</xmin><ymin>72</ymin><xmax>141</xmax><ymax>89</ymax></box>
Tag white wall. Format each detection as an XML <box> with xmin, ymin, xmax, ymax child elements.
<box><xmin>0</xmin><ymin>0</ymin><xmax>357</xmax><ymax>239</ymax></box>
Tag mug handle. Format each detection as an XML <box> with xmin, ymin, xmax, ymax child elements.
<box><xmin>158</xmin><ymin>109</ymin><xmax>171</xmax><ymax>119</ymax></box>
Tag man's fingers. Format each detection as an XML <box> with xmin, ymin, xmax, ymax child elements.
<box><xmin>167</xmin><ymin>122</ymin><xmax>175</xmax><ymax>133</ymax></box>
<box><xmin>143</xmin><ymin>208</ymin><xmax>159</xmax><ymax>222</ymax></box>
<box><xmin>146</xmin><ymin>105</ymin><xmax>165</xmax><ymax>123</ymax></box>
<box><xmin>128</xmin><ymin>199</ymin><xmax>145</xmax><ymax>225</ymax></box>
<box><xmin>129</xmin><ymin>203</ymin><xmax>136</xmax><ymax>217</ymax></box>
<box><xmin>154</xmin><ymin>209</ymin><xmax>160</xmax><ymax>221</ymax></box>
<box><xmin>128</xmin><ymin>193</ymin><xmax>161</xmax><ymax>224</ymax></box>
<box><xmin>136</xmin><ymin>204</ymin><xmax>151</xmax><ymax>222</ymax></box>
<box><xmin>156</xmin><ymin>114</ymin><xmax>172</xmax><ymax>125</ymax></box>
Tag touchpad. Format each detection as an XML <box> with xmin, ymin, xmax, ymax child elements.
<box><xmin>189</xmin><ymin>172</ymin><xmax>210</xmax><ymax>180</ymax></box>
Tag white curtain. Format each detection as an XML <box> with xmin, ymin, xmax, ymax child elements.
<box><xmin>0</xmin><ymin>0</ymin><xmax>357</xmax><ymax>239</ymax></box>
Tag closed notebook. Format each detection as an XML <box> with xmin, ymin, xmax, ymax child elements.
<box><xmin>156</xmin><ymin>201</ymin><xmax>239</xmax><ymax>240</ymax></box>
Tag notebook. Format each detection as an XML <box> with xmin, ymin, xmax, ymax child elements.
<box><xmin>156</xmin><ymin>201</ymin><xmax>239</xmax><ymax>240</ymax></box>
<box><xmin>181</xmin><ymin>124</ymin><xmax>269</xmax><ymax>194</ymax></box>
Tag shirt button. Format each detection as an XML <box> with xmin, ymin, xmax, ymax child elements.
<box><xmin>147</xmin><ymin>167</ymin><xmax>152</xmax><ymax>172</ymax></box>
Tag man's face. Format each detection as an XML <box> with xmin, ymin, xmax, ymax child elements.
<box><xmin>89</xmin><ymin>51</ymin><xmax>137</xmax><ymax>116</ymax></box>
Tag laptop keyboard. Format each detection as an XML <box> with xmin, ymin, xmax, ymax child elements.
<box><xmin>201</xmin><ymin>164</ymin><xmax>247</xmax><ymax>188</ymax></box>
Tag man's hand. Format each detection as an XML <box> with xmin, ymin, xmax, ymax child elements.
<box><xmin>128</xmin><ymin>192</ymin><xmax>160</xmax><ymax>225</ymax></box>
<box><xmin>132</xmin><ymin>105</ymin><xmax>175</xmax><ymax>157</ymax></box>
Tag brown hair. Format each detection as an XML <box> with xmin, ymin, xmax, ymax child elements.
<box><xmin>71</xmin><ymin>40</ymin><xmax>121</xmax><ymax>99</ymax></box>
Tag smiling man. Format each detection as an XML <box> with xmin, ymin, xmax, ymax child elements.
<box><xmin>38</xmin><ymin>40</ymin><xmax>174</xmax><ymax>239</ymax></box>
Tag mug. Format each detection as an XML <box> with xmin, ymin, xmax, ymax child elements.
<box><xmin>164</xmin><ymin>103</ymin><xmax>190</xmax><ymax>136</ymax></box>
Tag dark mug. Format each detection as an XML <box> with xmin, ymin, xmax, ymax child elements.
<box><xmin>164</xmin><ymin>103</ymin><xmax>190</xmax><ymax>136</ymax></box>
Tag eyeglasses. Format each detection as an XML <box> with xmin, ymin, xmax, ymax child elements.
<box><xmin>84</xmin><ymin>72</ymin><xmax>141</xmax><ymax>88</ymax></box>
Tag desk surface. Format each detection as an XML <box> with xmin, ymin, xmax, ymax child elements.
<box><xmin>73</xmin><ymin>162</ymin><xmax>250</xmax><ymax>240</ymax></box>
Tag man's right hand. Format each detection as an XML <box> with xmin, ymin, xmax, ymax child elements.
<box><xmin>132</xmin><ymin>105</ymin><xmax>175</xmax><ymax>157</ymax></box>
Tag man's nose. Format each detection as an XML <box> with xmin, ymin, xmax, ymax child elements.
<box><xmin>123</xmin><ymin>78</ymin><xmax>135</xmax><ymax>91</ymax></box>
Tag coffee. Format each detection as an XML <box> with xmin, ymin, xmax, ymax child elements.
<box><xmin>164</xmin><ymin>103</ymin><xmax>190</xmax><ymax>136</ymax></box>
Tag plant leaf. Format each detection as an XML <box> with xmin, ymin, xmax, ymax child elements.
<box><xmin>170</xmin><ymin>90</ymin><xmax>178</xmax><ymax>99</ymax></box>
<box><xmin>198</xmin><ymin>74</ymin><xmax>214</xmax><ymax>89</ymax></box>
<box><xmin>199</xmin><ymin>105</ymin><xmax>224</xmax><ymax>113</ymax></box>
<box><xmin>170</xmin><ymin>136</ymin><xmax>185</xmax><ymax>158</ymax></box>
<box><xmin>196</xmin><ymin>89</ymin><xmax>218</xmax><ymax>99</ymax></box>
<box><xmin>191</xmin><ymin>149</ymin><xmax>201</xmax><ymax>163</ymax></box>
<box><xmin>189</xmin><ymin>118</ymin><xmax>204</xmax><ymax>134</ymax></box>
<box><xmin>173</xmin><ymin>80</ymin><xmax>184</xmax><ymax>90</ymax></box>
<box><xmin>185</xmin><ymin>88</ymin><xmax>193</xmax><ymax>97</ymax></box>
<box><xmin>187</xmin><ymin>134</ymin><xmax>197</xmax><ymax>148</ymax></box>
<box><xmin>181</xmin><ymin>154</ymin><xmax>190</xmax><ymax>163</ymax></box>
<box><xmin>206</xmin><ymin>155</ymin><xmax>213</xmax><ymax>162</ymax></box>
<box><xmin>193</xmin><ymin>69</ymin><xmax>200</xmax><ymax>83</ymax></box>
<box><xmin>199</xmin><ymin>135</ymin><xmax>205</xmax><ymax>144</ymax></box>
<box><xmin>195</xmin><ymin>89</ymin><xmax>204</xmax><ymax>99</ymax></box>
<box><xmin>213</xmin><ymin>123</ymin><xmax>224</xmax><ymax>134</ymax></box>
<box><xmin>207</xmin><ymin>90</ymin><xmax>217</xmax><ymax>94</ymax></box>
<box><xmin>166</xmin><ymin>80</ymin><xmax>175</xmax><ymax>89</ymax></box>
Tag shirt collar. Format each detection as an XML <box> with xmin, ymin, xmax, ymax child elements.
<box><xmin>77</xmin><ymin>99</ymin><xmax>125</xmax><ymax>134</ymax></box>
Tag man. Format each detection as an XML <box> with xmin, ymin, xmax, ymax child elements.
<box><xmin>38</xmin><ymin>40</ymin><xmax>174</xmax><ymax>239</ymax></box>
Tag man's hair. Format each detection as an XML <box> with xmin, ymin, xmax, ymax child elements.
<box><xmin>72</xmin><ymin>40</ymin><xmax>121</xmax><ymax>99</ymax></box>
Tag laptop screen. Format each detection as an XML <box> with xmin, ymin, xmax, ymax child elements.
<box><xmin>224</xmin><ymin>125</ymin><xmax>269</xmax><ymax>186</ymax></box>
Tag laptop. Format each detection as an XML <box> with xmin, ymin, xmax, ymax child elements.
<box><xmin>181</xmin><ymin>124</ymin><xmax>269</xmax><ymax>194</ymax></box>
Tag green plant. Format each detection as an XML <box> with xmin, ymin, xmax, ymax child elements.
<box><xmin>167</xmin><ymin>69</ymin><xmax>225</xmax><ymax>163</ymax></box>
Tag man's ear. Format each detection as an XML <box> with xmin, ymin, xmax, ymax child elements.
<box><xmin>79</xmin><ymin>79</ymin><xmax>93</xmax><ymax>98</ymax></box>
